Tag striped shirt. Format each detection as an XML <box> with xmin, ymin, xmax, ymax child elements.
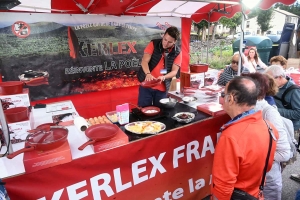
<box><xmin>217</xmin><ymin>66</ymin><xmax>249</xmax><ymax>86</ymax></box>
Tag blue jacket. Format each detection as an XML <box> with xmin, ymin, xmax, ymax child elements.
<box><xmin>275</xmin><ymin>77</ymin><xmax>300</xmax><ymax>130</ymax></box>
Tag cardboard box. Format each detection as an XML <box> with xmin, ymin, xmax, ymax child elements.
<box><xmin>23</xmin><ymin>141</ymin><xmax>72</xmax><ymax>173</ymax></box>
<box><xmin>197</xmin><ymin>102</ymin><xmax>226</xmax><ymax>117</ymax></box>
<box><xmin>92</xmin><ymin>128</ymin><xmax>128</xmax><ymax>153</ymax></box>
<box><xmin>0</xmin><ymin>119</ymin><xmax>32</xmax><ymax>145</ymax></box>
<box><xmin>180</xmin><ymin>72</ymin><xmax>205</xmax><ymax>92</ymax></box>
<box><xmin>0</xmin><ymin>88</ymin><xmax>30</xmax><ymax>109</ymax></box>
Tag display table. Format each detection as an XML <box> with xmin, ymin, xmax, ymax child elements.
<box><xmin>2</xmin><ymin>100</ymin><xmax>230</xmax><ymax>200</ymax></box>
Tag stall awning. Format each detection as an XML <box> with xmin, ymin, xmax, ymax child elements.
<box><xmin>7</xmin><ymin>0</ymin><xmax>297</xmax><ymax>22</ymax></box>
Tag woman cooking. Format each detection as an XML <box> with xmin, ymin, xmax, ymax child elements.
<box><xmin>243</xmin><ymin>47</ymin><xmax>268</xmax><ymax>73</ymax></box>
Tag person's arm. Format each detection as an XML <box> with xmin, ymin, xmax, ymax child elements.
<box><xmin>264</xmin><ymin>107</ymin><xmax>291</xmax><ymax>162</ymax></box>
<box><xmin>278</xmin><ymin>89</ymin><xmax>300</xmax><ymax>120</ymax></box>
<box><xmin>257</xmin><ymin>58</ymin><xmax>267</xmax><ymax>69</ymax></box>
<box><xmin>157</xmin><ymin>51</ymin><xmax>182</xmax><ymax>81</ymax></box>
<box><xmin>212</xmin><ymin>135</ymin><xmax>238</xmax><ymax>199</ymax></box>
<box><xmin>141</xmin><ymin>42</ymin><xmax>155</xmax><ymax>81</ymax></box>
<box><xmin>217</xmin><ymin>71</ymin><xmax>225</xmax><ymax>86</ymax></box>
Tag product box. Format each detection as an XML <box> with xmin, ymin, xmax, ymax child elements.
<box><xmin>0</xmin><ymin>119</ymin><xmax>32</xmax><ymax>145</ymax></box>
<box><xmin>180</xmin><ymin>72</ymin><xmax>205</xmax><ymax>92</ymax></box>
<box><xmin>92</xmin><ymin>128</ymin><xmax>129</xmax><ymax>153</ymax></box>
<box><xmin>0</xmin><ymin>88</ymin><xmax>30</xmax><ymax>109</ymax></box>
<box><xmin>23</xmin><ymin>141</ymin><xmax>72</xmax><ymax>173</ymax></box>
<box><xmin>197</xmin><ymin>102</ymin><xmax>226</xmax><ymax>117</ymax></box>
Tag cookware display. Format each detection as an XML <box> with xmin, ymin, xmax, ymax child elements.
<box><xmin>159</xmin><ymin>97</ymin><xmax>178</xmax><ymax>108</ymax></box>
<box><xmin>0</xmin><ymin>81</ymin><xmax>24</xmax><ymax>95</ymax></box>
<box><xmin>129</xmin><ymin>103</ymin><xmax>160</xmax><ymax>117</ymax></box>
<box><xmin>172</xmin><ymin>112</ymin><xmax>195</xmax><ymax>123</ymax></box>
<box><xmin>4</xmin><ymin>107</ymin><xmax>29</xmax><ymax>123</ymax></box>
<box><xmin>140</xmin><ymin>79</ymin><xmax>160</xmax><ymax>88</ymax></box>
<box><xmin>124</xmin><ymin>121</ymin><xmax>166</xmax><ymax>134</ymax></box>
<box><xmin>78</xmin><ymin>124</ymin><xmax>119</xmax><ymax>150</ymax></box>
<box><xmin>18</xmin><ymin>70</ymin><xmax>49</xmax><ymax>86</ymax></box>
<box><xmin>7</xmin><ymin>126</ymin><xmax>68</xmax><ymax>159</ymax></box>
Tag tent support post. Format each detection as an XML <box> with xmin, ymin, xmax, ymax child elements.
<box><xmin>238</xmin><ymin>2</ymin><xmax>245</xmax><ymax>76</ymax></box>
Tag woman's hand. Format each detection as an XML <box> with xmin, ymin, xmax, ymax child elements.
<box><xmin>157</xmin><ymin>75</ymin><xmax>166</xmax><ymax>83</ymax></box>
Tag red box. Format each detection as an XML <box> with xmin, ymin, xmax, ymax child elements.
<box><xmin>92</xmin><ymin>128</ymin><xmax>128</xmax><ymax>153</ymax></box>
<box><xmin>23</xmin><ymin>141</ymin><xmax>72</xmax><ymax>173</ymax></box>
<box><xmin>197</xmin><ymin>102</ymin><xmax>227</xmax><ymax>117</ymax></box>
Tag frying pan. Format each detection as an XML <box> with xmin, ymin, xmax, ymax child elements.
<box><xmin>78</xmin><ymin>124</ymin><xmax>119</xmax><ymax>150</ymax></box>
<box><xmin>7</xmin><ymin>126</ymin><xmax>68</xmax><ymax>159</ymax></box>
<box><xmin>140</xmin><ymin>79</ymin><xmax>161</xmax><ymax>88</ymax></box>
<box><xmin>129</xmin><ymin>103</ymin><xmax>160</xmax><ymax>117</ymax></box>
<box><xmin>0</xmin><ymin>81</ymin><xmax>24</xmax><ymax>95</ymax></box>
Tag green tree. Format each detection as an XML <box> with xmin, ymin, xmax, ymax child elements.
<box><xmin>275</xmin><ymin>2</ymin><xmax>300</xmax><ymax>16</ymax></box>
<box><xmin>256</xmin><ymin>8</ymin><xmax>274</xmax><ymax>34</ymax></box>
<box><xmin>193</xmin><ymin>20</ymin><xmax>208</xmax><ymax>41</ymax></box>
<box><xmin>219</xmin><ymin>13</ymin><xmax>242</xmax><ymax>34</ymax></box>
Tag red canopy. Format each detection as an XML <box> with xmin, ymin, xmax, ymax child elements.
<box><xmin>8</xmin><ymin>0</ymin><xmax>297</xmax><ymax>22</ymax></box>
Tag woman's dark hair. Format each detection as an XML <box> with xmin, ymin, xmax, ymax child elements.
<box><xmin>165</xmin><ymin>26</ymin><xmax>180</xmax><ymax>41</ymax></box>
<box><xmin>227</xmin><ymin>76</ymin><xmax>259</xmax><ymax>106</ymax></box>
<box><xmin>242</xmin><ymin>72</ymin><xmax>269</xmax><ymax>100</ymax></box>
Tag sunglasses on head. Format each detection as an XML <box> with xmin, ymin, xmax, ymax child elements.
<box><xmin>221</xmin><ymin>92</ymin><xmax>226</xmax><ymax>98</ymax></box>
<box><xmin>231</xmin><ymin>60</ymin><xmax>239</xmax><ymax>65</ymax></box>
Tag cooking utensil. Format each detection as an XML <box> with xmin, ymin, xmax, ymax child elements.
<box><xmin>27</xmin><ymin>123</ymin><xmax>57</xmax><ymax>133</ymax></box>
<box><xmin>172</xmin><ymin>112</ymin><xmax>195</xmax><ymax>123</ymax></box>
<box><xmin>129</xmin><ymin>103</ymin><xmax>160</xmax><ymax>117</ymax></box>
<box><xmin>7</xmin><ymin>126</ymin><xmax>68</xmax><ymax>159</ymax></box>
<box><xmin>140</xmin><ymin>79</ymin><xmax>161</xmax><ymax>88</ymax></box>
<box><xmin>0</xmin><ymin>81</ymin><xmax>24</xmax><ymax>95</ymax></box>
<box><xmin>4</xmin><ymin>107</ymin><xmax>29</xmax><ymax>123</ymax></box>
<box><xmin>189</xmin><ymin>63</ymin><xmax>209</xmax><ymax>73</ymax></box>
<box><xmin>159</xmin><ymin>97</ymin><xmax>178</xmax><ymax>108</ymax></box>
<box><xmin>78</xmin><ymin>124</ymin><xmax>119</xmax><ymax>150</ymax></box>
<box><xmin>124</xmin><ymin>121</ymin><xmax>166</xmax><ymax>135</ymax></box>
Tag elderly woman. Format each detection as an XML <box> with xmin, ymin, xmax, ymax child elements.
<box><xmin>264</xmin><ymin>73</ymin><xmax>279</xmax><ymax>107</ymax></box>
<box><xmin>243</xmin><ymin>72</ymin><xmax>290</xmax><ymax>200</ymax></box>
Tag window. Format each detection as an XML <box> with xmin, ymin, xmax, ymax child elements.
<box><xmin>219</xmin><ymin>26</ymin><xmax>221</xmax><ymax>30</ymax></box>
<box><xmin>246</xmin><ymin>21</ymin><xmax>250</xmax><ymax>28</ymax></box>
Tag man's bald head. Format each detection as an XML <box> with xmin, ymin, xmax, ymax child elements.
<box><xmin>227</xmin><ymin>76</ymin><xmax>259</xmax><ymax>106</ymax></box>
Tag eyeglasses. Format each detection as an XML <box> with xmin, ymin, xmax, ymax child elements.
<box><xmin>231</xmin><ymin>60</ymin><xmax>239</xmax><ymax>65</ymax></box>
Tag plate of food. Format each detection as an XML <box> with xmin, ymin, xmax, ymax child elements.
<box><xmin>172</xmin><ymin>112</ymin><xmax>195</xmax><ymax>123</ymax></box>
<box><xmin>124</xmin><ymin>121</ymin><xmax>166</xmax><ymax>134</ymax></box>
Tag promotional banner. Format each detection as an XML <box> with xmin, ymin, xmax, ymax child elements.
<box><xmin>4</xmin><ymin>115</ymin><xmax>229</xmax><ymax>200</ymax></box>
<box><xmin>0</xmin><ymin>13</ymin><xmax>181</xmax><ymax>101</ymax></box>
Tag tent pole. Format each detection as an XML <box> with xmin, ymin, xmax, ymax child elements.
<box><xmin>238</xmin><ymin>3</ymin><xmax>245</xmax><ymax>76</ymax></box>
<box><xmin>206</xmin><ymin>12</ymin><xmax>211</xmax><ymax>64</ymax></box>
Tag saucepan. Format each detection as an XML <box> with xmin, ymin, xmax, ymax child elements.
<box><xmin>78</xmin><ymin>124</ymin><xmax>119</xmax><ymax>150</ymax></box>
<box><xmin>0</xmin><ymin>81</ymin><xmax>24</xmax><ymax>95</ymax></box>
<box><xmin>129</xmin><ymin>103</ymin><xmax>160</xmax><ymax>117</ymax></box>
<box><xmin>159</xmin><ymin>97</ymin><xmax>178</xmax><ymax>108</ymax></box>
<box><xmin>4</xmin><ymin>107</ymin><xmax>29</xmax><ymax>123</ymax></box>
<box><xmin>7</xmin><ymin>126</ymin><xmax>68</xmax><ymax>159</ymax></box>
<box><xmin>140</xmin><ymin>79</ymin><xmax>161</xmax><ymax>88</ymax></box>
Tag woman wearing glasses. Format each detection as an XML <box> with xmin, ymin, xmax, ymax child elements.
<box><xmin>243</xmin><ymin>47</ymin><xmax>268</xmax><ymax>73</ymax></box>
<box><xmin>217</xmin><ymin>54</ymin><xmax>249</xmax><ymax>86</ymax></box>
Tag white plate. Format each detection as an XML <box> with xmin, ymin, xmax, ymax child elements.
<box><xmin>124</xmin><ymin>121</ymin><xmax>166</xmax><ymax>134</ymax></box>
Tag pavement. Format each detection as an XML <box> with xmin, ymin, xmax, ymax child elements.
<box><xmin>282</xmin><ymin>154</ymin><xmax>300</xmax><ymax>200</ymax></box>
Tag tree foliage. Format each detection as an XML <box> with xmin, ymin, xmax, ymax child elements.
<box><xmin>274</xmin><ymin>2</ymin><xmax>300</xmax><ymax>16</ymax></box>
<box><xmin>256</xmin><ymin>8</ymin><xmax>274</xmax><ymax>33</ymax></box>
<box><xmin>219</xmin><ymin>13</ymin><xmax>242</xmax><ymax>33</ymax></box>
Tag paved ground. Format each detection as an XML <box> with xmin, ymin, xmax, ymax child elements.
<box><xmin>282</xmin><ymin>154</ymin><xmax>300</xmax><ymax>200</ymax></box>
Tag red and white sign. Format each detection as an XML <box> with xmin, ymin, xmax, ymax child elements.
<box><xmin>4</xmin><ymin>115</ymin><xmax>229</xmax><ymax>200</ymax></box>
<box><xmin>11</xmin><ymin>21</ymin><xmax>30</xmax><ymax>38</ymax></box>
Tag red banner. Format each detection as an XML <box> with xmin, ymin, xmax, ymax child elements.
<box><xmin>4</xmin><ymin>115</ymin><xmax>229</xmax><ymax>200</ymax></box>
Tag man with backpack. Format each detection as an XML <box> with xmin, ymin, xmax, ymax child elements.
<box><xmin>265</xmin><ymin>65</ymin><xmax>300</xmax><ymax>182</ymax></box>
